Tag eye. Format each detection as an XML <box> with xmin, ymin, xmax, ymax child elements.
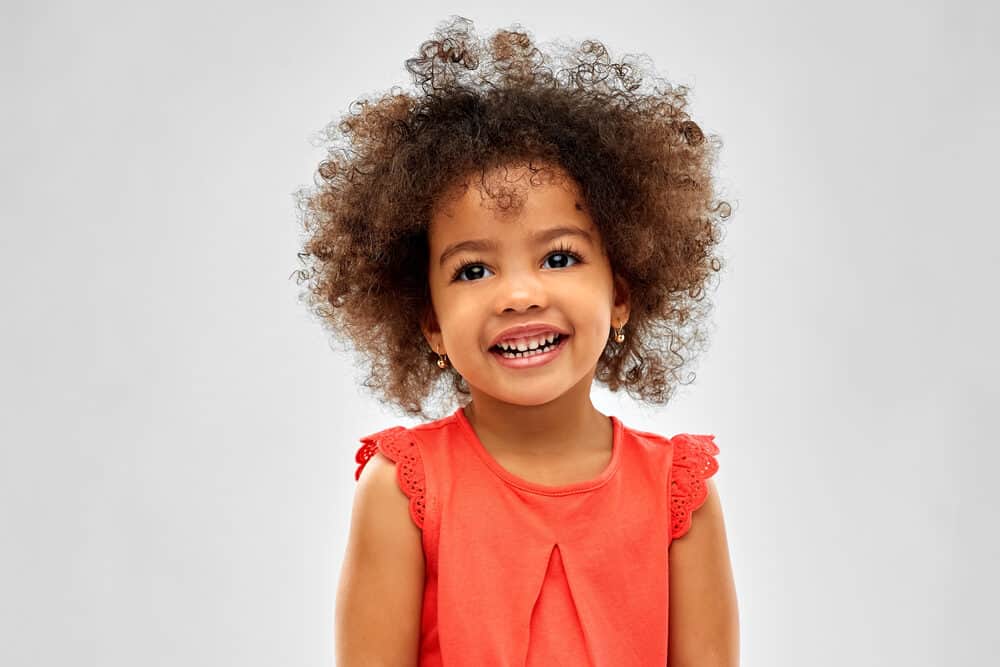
<box><xmin>545</xmin><ymin>242</ymin><xmax>583</xmax><ymax>269</ymax></box>
<box><xmin>452</xmin><ymin>260</ymin><xmax>494</xmax><ymax>282</ymax></box>
<box><xmin>543</xmin><ymin>247</ymin><xmax>582</xmax><ymax>269</ymax></box>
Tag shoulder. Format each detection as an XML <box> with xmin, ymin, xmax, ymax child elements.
<box><xmin>352</xmin><ymin>447</ymin><xmax>420</xmax><ymax>539</ymax></box>
<box><xmin>622</xmin><ymin>424</ymin><xmax>717</xmax><ymax>458</ymax></box>
<box><xmin>354</xmin><ymin>423</ymin><xmax>429</xmax><ymax>530</ymax></box>
<box><xmin>617</xmin><ymin>423</ymin><xmax>721</xmax><ymax>540</ymax></box>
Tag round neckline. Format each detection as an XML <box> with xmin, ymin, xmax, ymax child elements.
<box><xmin>453</xmin><ymin>405</ymin><xmax>624</xmax><ymax>496</ymax></box>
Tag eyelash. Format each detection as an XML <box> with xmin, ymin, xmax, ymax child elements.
<box><xmin>450</xmin><ymin>242</ymin><xmax>585</xmax><ymax>282</ymax></box>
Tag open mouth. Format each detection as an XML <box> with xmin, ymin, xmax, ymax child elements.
<box><xmin>490</xmin><ymin>333</ymin><xmax>567</xmax><ymax>359</ymax></box>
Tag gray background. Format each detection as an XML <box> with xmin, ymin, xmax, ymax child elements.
<box><xmin>3</xmin><ymin>1</ymin><xmax>997</xmax><ymax>665</ymax></box>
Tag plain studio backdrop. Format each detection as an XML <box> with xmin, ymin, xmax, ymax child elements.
<box><xmin>3</xmin><ymin>1</ymin><xmax>997</xmax><ymax>665</ymax></box>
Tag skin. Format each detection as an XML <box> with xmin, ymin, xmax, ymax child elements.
<box><xmin>421</xmin><ymin>162</ymin><xmax>630</xmax><ymax>476</ymax></box>
<box><xmin>668</xmin><ymin>477</ymin><xmax>741</xmax><ymax>666</ymax></box>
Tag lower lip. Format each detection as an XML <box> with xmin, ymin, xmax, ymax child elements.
<box><xmin>489</xmin><ymin>335</ymin><xmax>569</xmax><ymax>369</ymax></box>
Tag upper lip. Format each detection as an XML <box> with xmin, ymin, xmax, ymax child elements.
<box><xmin>488</xmin><ymin>323</ymin><xmax>570</xmax><ymax>348</ymax></box>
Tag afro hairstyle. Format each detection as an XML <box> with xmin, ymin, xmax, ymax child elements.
<box><xmin>293</xmin><ymin>16</ymin><xmax>734</xmax><ymax>419</ymax></box>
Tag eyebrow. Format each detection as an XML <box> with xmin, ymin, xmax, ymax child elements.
<box><xmin>438</xmin><ymin>225</ymin><xmax>594</xmax><ymax>268</ymax></box>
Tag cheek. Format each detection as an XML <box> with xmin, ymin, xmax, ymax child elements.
<box><xmin>584</xmin><ymin>308</ymin><xmax>613</xmax><ymax>344</ymax></box>
<box><xmin>575</xmin><ymin>273</ymin><xmax>615</xmax><ymax>323</ymax></box>
<box><xmin>437</xmin><ymin>294</ymin><xmax>483</xmax><ymax>352</ymax></box>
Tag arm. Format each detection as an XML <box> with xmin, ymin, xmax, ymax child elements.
<box><xmin>335</xmin><ymin>451</ymin><xmax>425</xmax><ymax>666</ymax></box>
<box><xmin>667</xmin><ymin>478</ymin><xmax>740</xmax><ymax>667</ymax></box>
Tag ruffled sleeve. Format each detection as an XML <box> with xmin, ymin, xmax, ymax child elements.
<box><xmin>669</xmin><ymin>433</ymin><xmax>720</xmax><ymax>540</ymax></box>
<box><xmin>354</xmin><ymin>426</ymin><xmax>427</xmax><ymax>530</ymax></box>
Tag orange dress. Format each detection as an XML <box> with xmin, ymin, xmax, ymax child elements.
<box><xmin>353</xmin><ymin>405</ymin><xmax>720</xmax><ymax>666</ymax></box>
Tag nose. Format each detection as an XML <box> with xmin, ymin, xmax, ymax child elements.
<box><xmin>494</xmin><ymin>268</ymin><xmax>548</xmax><ymax>314</ymax></box>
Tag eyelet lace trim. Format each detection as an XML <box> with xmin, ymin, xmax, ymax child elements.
<box><xmin>669</xmin><ymin>433</ymin><xmax>720</xmax><ymax>540</ymax></box>
<box><xmin>354</xmin><ymin>426</ymin><xmax>426</xmax><ymax>529</ymax></box>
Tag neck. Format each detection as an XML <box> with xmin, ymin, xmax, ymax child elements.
<box><xmin>462</xmin><ymin>369</ymin><xmax>608</xmax><ymax>458</ymax></box>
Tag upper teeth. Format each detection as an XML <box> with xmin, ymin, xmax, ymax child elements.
<box><xmin>496</xmin><ymin>332</ymin><xmax>559</xmax><ymax>351</ymax></box>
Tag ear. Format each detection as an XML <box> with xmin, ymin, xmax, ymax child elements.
<box><xmin>611</xmin><ymin>273</ymin><xmax>631</xmax><ymax>327</ymax></box>
<box><xmin>420</xmin><ymin>303</ymin><xmax>444</xmax><ymax>354</ymax></box>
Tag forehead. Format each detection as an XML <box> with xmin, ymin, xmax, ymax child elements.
<box><xmin>428</xmin><ymin>163</ymin><xmax>596</xmax><ymax>243</ymax></box>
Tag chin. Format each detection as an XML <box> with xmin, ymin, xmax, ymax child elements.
<box><xmin>462</xmin><ymin>350</ymin><xmax>600</xmax><ymax>404</ymax></box>
<box><xmin>471</xmin><ymin>377</ymin><xmax>578</xmax><ymax>407</ymax></box>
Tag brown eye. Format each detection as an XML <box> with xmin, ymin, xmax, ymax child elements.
<box><xmin>453</xmin><ymin>263</ymin><xmax>493</xmax><ymax>282</ymax></box>
<box><xmin>544</xmin><ymin>252</ymin><xmax>579</xmax><ymax>269</ymax></box>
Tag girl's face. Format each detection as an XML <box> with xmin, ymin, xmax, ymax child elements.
<box><xmin>422</xmin><ymin>164</ymin><xmax>630</xmax><ymax>407</ymax></box>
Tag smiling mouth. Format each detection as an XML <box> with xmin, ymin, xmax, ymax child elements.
<box><xmin>490</xmin><ymin>333</ymin><xmax>567</xmax><ymax>358</ymax></box>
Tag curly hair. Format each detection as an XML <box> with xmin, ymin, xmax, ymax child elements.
<box><xmin>292</xmin><ymin>16</ymin><xmax>733</xmax><ymax>419</ymax></box>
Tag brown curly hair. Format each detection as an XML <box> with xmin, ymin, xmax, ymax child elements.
<box><xmin>292</xmin><ymin>16</ymin><xmax>734</xmax><ymax>420</ymax></box>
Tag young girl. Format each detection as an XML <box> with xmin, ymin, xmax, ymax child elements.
<box><xmin>295</xmin><ymin>16</ymin><xmax>738</xmax><ymax>666</ymax></box>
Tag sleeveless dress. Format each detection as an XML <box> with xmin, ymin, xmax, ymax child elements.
<box><xmin>352</xmin><ymin>405</ymin><xmax>720</xmax><ymax>666</ymax></box>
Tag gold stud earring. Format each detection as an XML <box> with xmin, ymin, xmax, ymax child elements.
<box><xmin>436</xmin><ymin>351</ymin><xmax>449</xmax><ymax>369</ymax></box>
<box><xmin>614</xmin><ymin>322</ymin><xmax>626</xmax><ymax>343</ymax></box>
